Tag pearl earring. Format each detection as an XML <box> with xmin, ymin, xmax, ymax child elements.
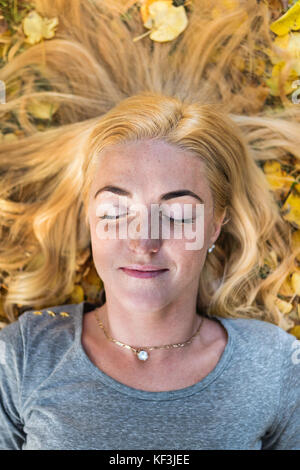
<box><xmin>208</xmin><ymin>243</ymin><xmax>215</xmax><ymax>253</ymax></box>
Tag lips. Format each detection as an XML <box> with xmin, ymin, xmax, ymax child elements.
<box><xmin>121</xmin><ymin>265</ymin><xmax>168</xmax><ymax>272</ymax></box>
<box><xmin>120</xmin><ymin>267</ymin><xmax>169</xmax><ymax>279</ymax></box>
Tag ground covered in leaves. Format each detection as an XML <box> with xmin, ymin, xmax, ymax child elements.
<box><xmin>0</xmin><ymin>0</ymin><xmax>300</xmax><ymax>337</ymax></box>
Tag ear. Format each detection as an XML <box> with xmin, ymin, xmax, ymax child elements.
<box><xmin>210</xmin><ymin>209</ymin><xmax>227</xmax><ymax>246</ymax></box>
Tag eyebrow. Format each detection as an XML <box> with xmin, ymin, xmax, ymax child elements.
<box><xmin>94</xmin><ymin>185</ymin><xmax>204</xmax><ymax>203</ymax></box>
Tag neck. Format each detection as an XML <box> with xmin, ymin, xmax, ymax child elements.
<box><xmin>92</xmin><ymin>288</ymin><xmax>205</xmax><ymax>364</ymax></box>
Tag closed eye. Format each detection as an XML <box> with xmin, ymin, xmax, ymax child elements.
<box><xmin>98</xmin><ymin>213</ymin><xmax>195</xmax><ymax>223</ymax></box>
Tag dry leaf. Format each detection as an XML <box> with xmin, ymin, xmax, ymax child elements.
<box><xmin>292</xmin><ymin>229</ymin><xmax>300</xmax><ymax>262</ymax></box>
<box><xmin>23</xmin><ymin>11</ymin><xmax>58</xmax><ymax>45</ymax></box>
<box><xmin>265</xmin><ymin>61</ymin><xmax>299</xmax><ymax>96</ymax></box>
<box><xmin>270</xmin><ymin>0</ymin><xmax>300</xmax><ymax>36</ymax></box>
<box><xmin>263</xmin><ymin>160</ymin><xmax>295</xmax><ymax>191</ymax></box>
<box><xmin>274</xmin><ymin>296</ymin><xmax>293</xmax><ymax>314</ymax></box>
<box><xmin>27</xmin><ymin>99</ymin><xmax>59</xmax><ymax>120</ymax></box>
<box><xmin>273</xmin><ymin>32</ymin><xmax>300</xmax><ymax>75</ymax></box>
<box><xmin>291</xmin><ymin>271</ymin><xmax>300</xmax><ymax>295</ymax></box>
<box><xmin>84</xmin><ymin>264</ymin><xmax>102</xmax><ymax>285</ymax></box>
<box><xmin>140</xmin><ymin>1</ymin><xmax>188</xmax><ymax>42</ymax></box>
<box><xmin>279</xmin><ymin>273</ymin><xmax>295</xmax><ymax>296</ymax></box>
<box><xmin>289</xmin><ymin>324</ymin><xmax>300</xmax><ymax>339</ymax></box>
<box><xmin>2</xmin><ymin>133</ymin><xmax>18</xmax><ymax>142</ymax></box>
<box><xmin>69</xmin><ymin>284</ymin><xmax>84</xmax><ymax>304</ymax></box>
<box><xmin>282</xmin><ymin>191</ymin><xmax>300</xmax><ymax>227</ymax></box>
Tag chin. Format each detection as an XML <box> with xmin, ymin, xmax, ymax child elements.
<box><xmin>117</xmin><ymin>286</ymin><xmax>171</xmax><ymax>309</ymax></box>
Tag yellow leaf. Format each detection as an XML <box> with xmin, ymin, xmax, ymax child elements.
<box><xmin>263</xmin><ymin>160</ymin><xmax>282</xmax><ymax>174</ymax></box>
<box><xmin>270</xmin><ymin>0</ymin><xmax>300</xmax><ymax>36</ymax></box>
<box><xmin>279</xmin><ymin>274</ymin><xmax>295</xmax><ymax>296</ymax></box>
<box><xmin>282</xmin><ymin>192</ymin><xmax>300</xmax><ymax>227</ymax></box>
<box><xmin>274</xmin><ymin>296</ymin><xmax>293</xmax><ymax>314</ymax></box>
<box><xmin>263</xmin><ymin>160</ymin><xmax>295</xmax><ymax>191</ymax></box>
<box><xmin>2</xmin><ymin>133</ymin><xmax>18</xmax><ymax>142</ymax></box>
<box><xmin>264</xmin><ymin>249</ymin><xmax>278</xmax><ymax>270</ymax></box>
<box><xmin>289</xmin><ymin>325</ymin><xmax>300</xmax><ymax>338</ymax></box>
<box><xmin>274</xmin><ymin>32</ymin><xmax>300</xmax><ymax>74</ymax></box>
<box><xmin>140</xmin><ymin>0</ymin><xmax>160</xmax><ymax>24</ymax></box>
<box><xmin>84</xmin><ymin>265</ymin><xmax>102</xmax><ymax>286</ymax></box>
<box><xmin>291</xmin><ymin>272</ymin><xmax>300</xmax><ymax>295</ymax></box>
<box><xmin>140</xmin><ymin>1</ymin><xmax>188</xmax><ymax>43</ymax></box>
<box><xmin>70</xmin><ymin>285</ymin><xmax>84</xmax><ymax>304</ymax></box>
<box><xmin>292</xmin><ymin>229</ymin><xmax>300</xmax><ymax>245</ymax></box>
<box><xmin>292</xmin><ymin>229</ymin><xmax>300</xmax><ymax>262</ymax></box>
<box><xmin>23</xmin><ymin>11</ymin><xmax>58</xmax><ymax>45</ymax></box>
<box><xmin>265</xmin><ymin>61</ymin><xmax>299</xmax><ymax>96</ymax></box>
<box><xmin>27</xmin><ymin>99</ymin><xmax>59</xmax><ymax>120</ymax></box>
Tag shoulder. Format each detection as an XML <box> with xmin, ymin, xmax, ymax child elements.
<box><xmin>220</xmin><ymin>314</ymin><xmax>295</xmax><ymax>342</ymax></box>
<box><xmin>0</xmin><ymin>302</ymin><xmax>84</xmax><ymax>402</ymax></box>
<box><xmin>217</xmin><ymin>315</ymin><xmax>300</xmax><ymax>362</ymax></box>
<box><xmin>1</xmin><ymin>302</ymin><xmax>82</xmax><ymax>356</ymax></box>
<box><xmin>20</xmin><ymin>301</ymin><xmax>81</xmax><ymax>328</ymax></box>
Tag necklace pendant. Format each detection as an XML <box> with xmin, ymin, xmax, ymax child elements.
<box><xmin>137</xmin><ymin>350</ymin><xmax>149</xmax><ymax>361</ymax></box>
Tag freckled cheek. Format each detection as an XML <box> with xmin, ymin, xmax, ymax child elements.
<box><xmin>89</xmin><ymin>225</ymin><xmax>121</xmax><ymax>273</ymax></box>
<box><xmin>169</xmin><ymin>239</ymin><xmax>206</xmax><ymax>277</ymax></box>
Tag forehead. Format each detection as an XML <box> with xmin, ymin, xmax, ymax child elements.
<box><xmin>93</xmin><ymin>139</ymin><xmax>209</xmax><ymax>192</ymax></box>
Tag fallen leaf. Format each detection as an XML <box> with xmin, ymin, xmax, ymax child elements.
<box><xmin>27</xmin><ymin>99</ymin><xmax>59</xmax><ymax>120</ymax></box>
<box><xmin>273</xmin><ymin>32</ymin><xmax>300</xmax><ymax>75</ymax></box>
<box><xmin>292</xmin><ymin>229</ymin><xmax>300</xmax><ymax>262</ymax></box>
<box><xmin>282</xmin><ymin>191</ymin><xmax>300</xmax><ymax>227</ymax></box>
<box><xmin>23</xmin><ymin>11</ymin><xmax>58</xmax><ymax>45</ymax></box>
<box><xmin>289</xmin><ymin>324</ymin><xmax>300</xmax><ymax>338</ymax></box>
<box><xmin>140</xmin><ymin>1</ymin><xmax>188</xmax><ymax>43</ymax></box>
<box><xmin>2</xmin><ymin>133</ymin><xmax>18</xmax><ymax>142</ymax></box>
<box><xmin>270</xmin><ymin>0</ymin><xmax>300</xmax><ymax>36</ymax></box>
<box><xmin>291</xmin><ymin>271</ymin><xmax>300</xmax><ymax>295</ymax></box>
<box><xmin>263</xmin><ymin>160</ymin><xmax>295</xmax><ymax>191</ymax></box>
<box><xmin>69</xmin><ymin>284</ymin><xmax>84</xmax><ymax>304</ymax></box>
<box><xmin>274</xmin><ymin>296</ymin><xmax>293</xmax><ymax>313</ymax></box>
<box><xmin>265</xmin><ymin>61</ymin><xmax>299</xmax><ymax>96</ymax></box>
<box><xmin>279</xmin><ymin>273</ymin><xmax>295</xmax><ymax>296</ymax></box>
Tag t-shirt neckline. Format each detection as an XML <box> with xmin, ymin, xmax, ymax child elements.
<box><xmin>74</xmin><ymin>300</ymin><xmax>235</xmax><ymax>401</ymax></box>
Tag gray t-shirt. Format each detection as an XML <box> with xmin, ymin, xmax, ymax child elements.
<box><xmin>1</xmin><ymin>289</ymin><xmax>300</xmax><ymax>450</ymax></box>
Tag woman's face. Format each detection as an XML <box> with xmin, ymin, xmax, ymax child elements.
<box><xmin>87</xmin><ymin>139</ymin><xmax>224</xmax><ymax>311</ymax></box>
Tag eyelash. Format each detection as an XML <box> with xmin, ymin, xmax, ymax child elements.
<box><xmin>98</xmin><ymin>213</ymin><xmax>195</xmax><ymax>224</ymax></box>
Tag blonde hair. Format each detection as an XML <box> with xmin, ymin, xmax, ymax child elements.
<box><xmin>0</xmin><ymin>0</ymin><xmax>299</xmax><ymax>324</ymax></box>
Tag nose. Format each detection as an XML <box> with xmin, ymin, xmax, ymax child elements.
<box><xmin>127</xmin><ymin>211</ymin><xmax>161</xmax><ymax>254</ymax></box>
<box><xmin>128</xmin><ymin>237</ymin><xmax>160</xmax><ymax>254</ymax></box>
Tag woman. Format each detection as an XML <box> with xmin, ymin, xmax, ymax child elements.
<box><xmin>0</xmin><ymin>0</ymin><xmax>300</xmax><ymax>450</ymax></box>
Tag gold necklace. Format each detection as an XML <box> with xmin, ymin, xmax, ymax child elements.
<box><xmin>93</xmin><ymin>310</ymin><xmax>204</xmax><ymax>361</ymax></box>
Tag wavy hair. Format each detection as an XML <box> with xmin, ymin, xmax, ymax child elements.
<box><xmin>0</xmin><ymin>0</ymin><xmax>299</xmax><ymax>324</ymax></box>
